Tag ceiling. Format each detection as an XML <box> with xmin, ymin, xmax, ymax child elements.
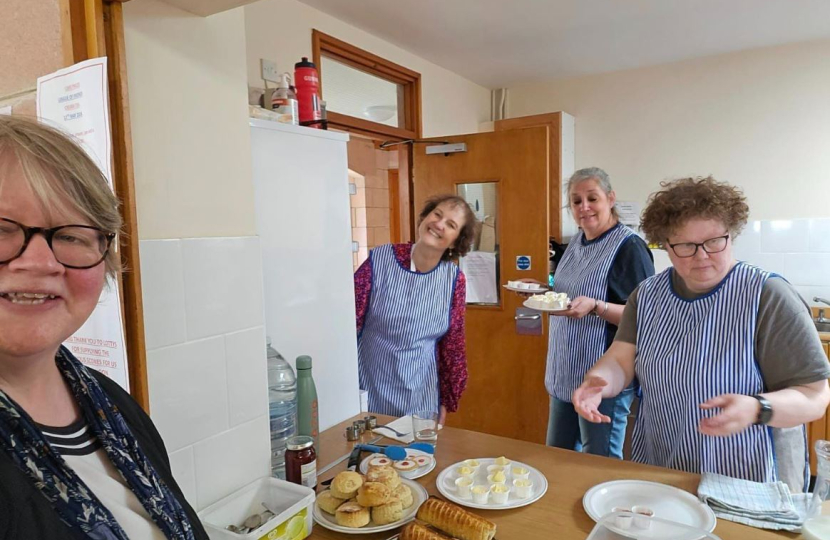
<box><xmin>297</xmin><ymin>0</ymin><xmax>830</xmax><ymax>88</ymax></box>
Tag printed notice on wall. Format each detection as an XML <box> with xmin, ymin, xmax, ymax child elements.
<box><xmin>36</xmin><ymin>58</ymin><xmax>130</xmax><ymax>391</ymax></box>
<box><xmin>460</xmin><ymin>251</ymin><xmax>498</xmax><ymax>304</ymax></box>
<box><xmin>616</xmin><ymin>201</ymin><xmax>643</xmax><ymax>230</ymax></box>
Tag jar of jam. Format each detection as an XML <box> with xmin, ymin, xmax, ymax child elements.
<box><xmin>285</xmin><ymin>435</ymin><xmax>316</xmax><ymax>488</ymax></box>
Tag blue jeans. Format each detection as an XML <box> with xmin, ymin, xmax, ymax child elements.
<box><xmin>545</xmin><ymin>387</ymin><xmax>635</xmax><ymax>459</ymax></box>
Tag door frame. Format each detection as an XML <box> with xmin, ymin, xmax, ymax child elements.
<box><xmin>62</xmin><ymin>0</ymin><xmax>149</xmax><ymax>411</ymax></box>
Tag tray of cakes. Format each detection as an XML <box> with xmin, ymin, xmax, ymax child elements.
<box><xmin>314</xmin><ymin>466</ymin><xmax>428</xmax><ymax>534</ymax></box>
<box><xmin>359</xmin><ymin>450</ymin><xmax>435</xmax><ymax>480</ymax></box>
<box><xmin>436</xmin><ymin>456</ymin><xmax>548</xmax><ymax>510</ymax></box>
<box><xmin>523</xmin><ymin>291</ymin><xmax>570</xmax><ymax>312</ymax></box>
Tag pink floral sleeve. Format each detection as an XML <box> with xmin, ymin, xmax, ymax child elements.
<box><xmin>437</xmin><ymin>271</ymin><xmax>468</xmax><ymax>412</ymax></box>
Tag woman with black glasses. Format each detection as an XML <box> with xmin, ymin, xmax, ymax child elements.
<box><xmin>573</xmin><ymin>176</ymin><xmax>830</xmax><ymax>492</ymax></box>
<box><xmin>0</xmin><ymin>116</ymin><xmax>207</xmax><ymax>539</ymax></box>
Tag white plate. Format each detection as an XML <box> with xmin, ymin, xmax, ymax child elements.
<box><xmin>313</xmin><ymin>478</ymin><xmax>428</xmax><ymax>535</ymax></box>
<box><xmin>436</xmin><ymin>458</ymin><xmax>548</xmax><ymax>510</ymax></box>
<box><xmin>359</xmin><ymin>449</ymin><xmax>436</xmax><ymax>480</ymax></box>
<box><xmin>522</xmin><ymin>298</ymin><xmax>569</xmax><ymax>312</ymax></box>
<box><xmin>582</xmin><ymin>480</ymin><xmax>717</xmax><ymax>539</ymax></box>
<box><xmin>504</xmin><ymin>284</ymin><xmax>548</xmax><ymax>293</ymax></box>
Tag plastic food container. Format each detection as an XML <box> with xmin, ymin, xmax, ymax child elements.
<box><xmin>586</xmin><ymin>512</ymin><xmax>722</xmax><ymax>540</ymax></box>
<box><xmin>198</xmin><ymin>477</ymin><xmax>315</xmax><ymax>540</ymax></box>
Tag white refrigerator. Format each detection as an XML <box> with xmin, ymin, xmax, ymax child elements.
<box><xmin>249</xmin><ymin>119</ymin><xmax>360</xmax><ymax>431</ymax></box>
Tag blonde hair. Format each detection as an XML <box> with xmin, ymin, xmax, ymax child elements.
<box><xmin>0</xmin><ymin>115</ymin><xmax>122</xmax><ymax>276</ymax></box>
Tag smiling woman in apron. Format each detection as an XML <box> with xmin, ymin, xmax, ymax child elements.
<box><xmin>354</xmin><ymin>195</ymin><xmax>478</xmax><ymax>424</ymax></box>
<box><xmin>573</xmin><ymin>176</ymin><xmax>830</xmax><ymax>491</ymax></box>
<box><xmin>541</xmin><ymin>168</ymin><xmax>654</xmax><ymax>459</ymax></box>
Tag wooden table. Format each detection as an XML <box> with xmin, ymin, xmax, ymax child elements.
<box><xmin>312</xmin><ymin>414</ymin><xmax>798</xmax><ymax>540</ymax></box>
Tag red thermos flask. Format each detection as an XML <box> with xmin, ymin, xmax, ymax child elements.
<box><xmin>294</xmin><ymin>57</ymin><xmax>321</xmax><ymax>128</ymax></box>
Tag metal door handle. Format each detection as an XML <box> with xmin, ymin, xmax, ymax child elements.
<box><xmin>515</xmin><ymin>314</ymin><xmax>540</xmax><ymax>321</ymax></box>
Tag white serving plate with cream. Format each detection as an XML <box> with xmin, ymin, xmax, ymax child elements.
<box><xmin>436</xmin><ymin>457</ymin><xmax>548</xmax><ymax>510</ymax></box>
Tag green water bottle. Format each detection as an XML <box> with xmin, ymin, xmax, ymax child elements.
<box><xmin>296</xmin><ymin>355</ymin><xmax>319</xmax><ymax>453</ymax></box>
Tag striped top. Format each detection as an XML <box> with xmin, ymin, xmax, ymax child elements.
<box><xmin>356</xmin><ymin>243</ymin><xmax>467</xmax><ymax>416</ymax></box>
<box><xmin>632</xmin><ymin>263</ymin><xmax>792</xmax><ymax>485</ymax></box>
<box><xmin>38</xmin><ymin>419</ymin><xmax>101</xmax><ymax>456</ymax></box>
<box><xmin>546</xmin><ymin>224</ymin><xmax>637</xmax><ymax>401</ymax></box>
<box><xmin>38</xmin><ymin>419</ymin><xmax>167</xmax><ymax>539</ymax></box>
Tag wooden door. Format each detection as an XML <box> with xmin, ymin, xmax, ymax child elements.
<box><xmin>413</xmin><ymin>128</ymin><xmax>550</xmax><ymax>443</ymax></box>
<box><xmin>496</xmin><ymin>112</ymin><xmax>565</xmax><ymax>242</ymax></box>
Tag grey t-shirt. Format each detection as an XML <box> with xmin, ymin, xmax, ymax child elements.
<box><xmin>616</xmin><ymin>269</ymin><xmax>830</xmax><ymax>491</ymax></box>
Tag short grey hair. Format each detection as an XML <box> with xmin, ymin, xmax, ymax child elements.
<box><xmin>565</xmin><ymin>167</ymin><xmax>618</xmax><ymax>218</ymax></box>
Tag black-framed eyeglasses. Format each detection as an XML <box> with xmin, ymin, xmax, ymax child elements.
<box><xmin>0</xmin><ymin>217</ymin><xmax>116</xmax><ymax>269</ymax></box>
<box><xmin>667</xmin><ymin>233</ymin><xmax>730</xmax><ymax>258</ymax></box>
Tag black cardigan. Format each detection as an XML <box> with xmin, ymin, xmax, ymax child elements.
<box><xmin>0</xmin><ymin>369</ymin><xmax>209</xmax><ymax>540</ymax></box>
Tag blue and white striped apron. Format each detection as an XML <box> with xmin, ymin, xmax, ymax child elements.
<box><xmin>546</xmin><ymin>224</ymin><xmax>636</xmax><ymax>401</ymax></box>
<box><xmin>632</xmin><ymin>263</ymin><xmax>789</xmax><ymax>483</ymax></box>
<box><xmin>358</xmin><ymin>244</ymin><xmax>458</xmax><ymax>416</ymax></box>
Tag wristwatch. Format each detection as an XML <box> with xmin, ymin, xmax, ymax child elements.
<box><xmin>751</xmin><ymin>395</ymin><xmax>773</xmax><ymax>425</ymax></box>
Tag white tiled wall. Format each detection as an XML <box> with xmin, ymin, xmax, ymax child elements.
<box><xmin>675</xmin><ymin>218</ymin><xmax>830</xmax><ymax>307</ymax></box>
<box><xmin>139</xmin><ymin>237</ymin><xmax>270</xmax><ymax>511</ymax></box>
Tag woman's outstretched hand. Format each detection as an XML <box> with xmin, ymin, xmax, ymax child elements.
<box><xmin>573</xmin><ymin>376</ymin><xmax>611</xmax><ymax>423</ymax></box>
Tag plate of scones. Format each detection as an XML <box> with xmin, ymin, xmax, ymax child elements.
<box><xmin>359</xmin><ymin>449</ymin><xmax>435</xmax><ymax>480</ymax></box>
<box><xmin>314</xmin><ymin>466</ymin><xmax>428</xmax><ymax>534</ymax></box>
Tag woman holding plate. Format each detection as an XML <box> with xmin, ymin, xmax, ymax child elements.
<box><xmin>540</xmin><ymin>167</ymin><xmax>654</xmax><ymax>458</ymax></box>
<box><xmin>573</xmin><ymin>177</ymin><xmax>830</xmax><ymax>491</ymax></box>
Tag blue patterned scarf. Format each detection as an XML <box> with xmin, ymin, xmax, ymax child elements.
<box><xmin>0</xmin><ymin>347</ymin><xmax>195</xmax><ymax>540</ymax></box>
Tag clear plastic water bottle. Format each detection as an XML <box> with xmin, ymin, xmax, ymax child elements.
<box><xmin>267</xmin><ymin>337</ymin><xmax>297</xmax><ymax>479</ymax></box>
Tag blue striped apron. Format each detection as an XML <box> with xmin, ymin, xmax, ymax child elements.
<box><xmin>632</xmin><ymin>263</ymin><xmax>788</xmax><ymax>483</ymax></box>
<box><xmin>546</xmin><ymin>224</ymin><xmax>636</xmax><ymax>401</ymax></box>
<box><xmin>358</xmin><ymin>244</ymin><xmax>458</xmax><ymax>416</ymax></box>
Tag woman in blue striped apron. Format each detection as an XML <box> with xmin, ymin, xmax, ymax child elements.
<box><xmin>574</xmin><ymin>177</ymin><xmax>830</xmax><ymax>491</ymax></box>
<box><xmin>543</xmin><ymin>168</ymin><xmax>654</xmax><ymax>459</ymax></box>
<box><xmin>354</xmin><ymin>195</ymin><xmax>478</xmax><ymax>424</ymax></box>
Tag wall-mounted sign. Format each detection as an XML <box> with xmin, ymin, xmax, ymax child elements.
<box><xmin>516</xmin><ymin>255</ymin><xmax>531</xmax><ymax>271</ymax></box>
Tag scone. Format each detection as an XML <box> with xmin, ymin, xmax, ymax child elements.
<box><xmin>330</xmin><ymin>470</ymin><xmax>363</xmax><ymax>499</ymax></box>
<box><xmin>394</xmin><ymin>483</ymin><xmax>414</xmax><ymax>509</ymax></box>
<box><xmin>365</xmin><ymin>465</ymin><xmax>401</xmax><ymax>489</ymax></box>
<box><xmin>371</xmin><ymin>498</ymin><xmax>404</xmax><ymax>525</ymax></box>
<box><xmin>335</xmin><ymin>501</ymin><xmax>370</xmax><ymax>528</ymax></box>
<box><xmin>316</xmin><ymin>490</ymin><xmax>346</xmax><ymax>514</ymax></box>
<box><xmin>356</xmin><ymin>481</ymin><xmax>392</xmax><ymax>507</ymax></box>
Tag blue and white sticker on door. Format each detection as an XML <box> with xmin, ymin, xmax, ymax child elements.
<box><xmin>516</xmin><ymin>255</ymin><xmax>531</xmax><ymax>270</ymax></box>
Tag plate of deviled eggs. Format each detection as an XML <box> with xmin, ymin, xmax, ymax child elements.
<box><xmin>436</xmin><ymin>456</ymin><xmax>548</xmax><ymax>510</ymax></box>
<box><xmin>523</xmin><ymin>292</ymin><xmax>570</xmax><ymax>312</ymax></box>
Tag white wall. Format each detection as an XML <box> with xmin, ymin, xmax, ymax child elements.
<box><xmin>125</xmin><ymin>0</ymin><xmax>256</xmax><ymax>240</ymax></box>
<box><xmin>508</xmin><ymin>39</ymin><xmax>830</xmax><ymax>222</ymax></box>
<box><xmin>124</xmin><ymin>0</ymin><xmax>270</xmax><ymax>511</ymax></box>
<box><xmin>244</xmin><ymin>0</ymin><xmax>491</xmax><ymax>137</ymax></box>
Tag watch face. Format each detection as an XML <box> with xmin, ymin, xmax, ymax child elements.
<box><xmin>755</xmin><ymin>396</ymin><xmax>773</xmax><ymax>425</ymax></box>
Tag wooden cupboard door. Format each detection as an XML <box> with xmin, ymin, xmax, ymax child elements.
<box><xmin>810</xmin><ymin>342</ymin><xmax>830</xmax><ymax>473</ymax></box>
<box><xmin>413</xmin><ymin>128</ymin><xmax>550</xmax><ymax>443</ymax></box>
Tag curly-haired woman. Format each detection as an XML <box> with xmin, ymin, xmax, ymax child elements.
<box><xmin>573</xmin><ymin>176</ymin><xmax>830</xmax><ymax>491</ymax></box>
<box><xmin>354</xmin><ymin>195</ymin><xmax>477</xmax><ymax>423</ymax></box>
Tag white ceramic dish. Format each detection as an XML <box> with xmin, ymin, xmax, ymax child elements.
<box><xmin>359</xmin><ymin>449</ymin><xmax>436</xmax><ymax>480</ymax></box>
<box><xmin>313</xmin><ymin>478</ymin><xmax>428</xmax><ymax>535</ymax></box>
<box><xmin>522</xmin><ymin>298</ymin><xmax>569</xmax><ymax>312</ymax></box>
<box><xmin>436</xmin><ymin>457</ymin><xmax>548</xmax><ymax>510</ymax></box>
<box><xmin>582</xmin><ymin>480</ymin><xmax>716</xmax><ymax>540</ymax></box>
<box><xmin>504</xmin><ymin>283</ymin><xmax>548</xmax><ymax>293</ymax></box>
